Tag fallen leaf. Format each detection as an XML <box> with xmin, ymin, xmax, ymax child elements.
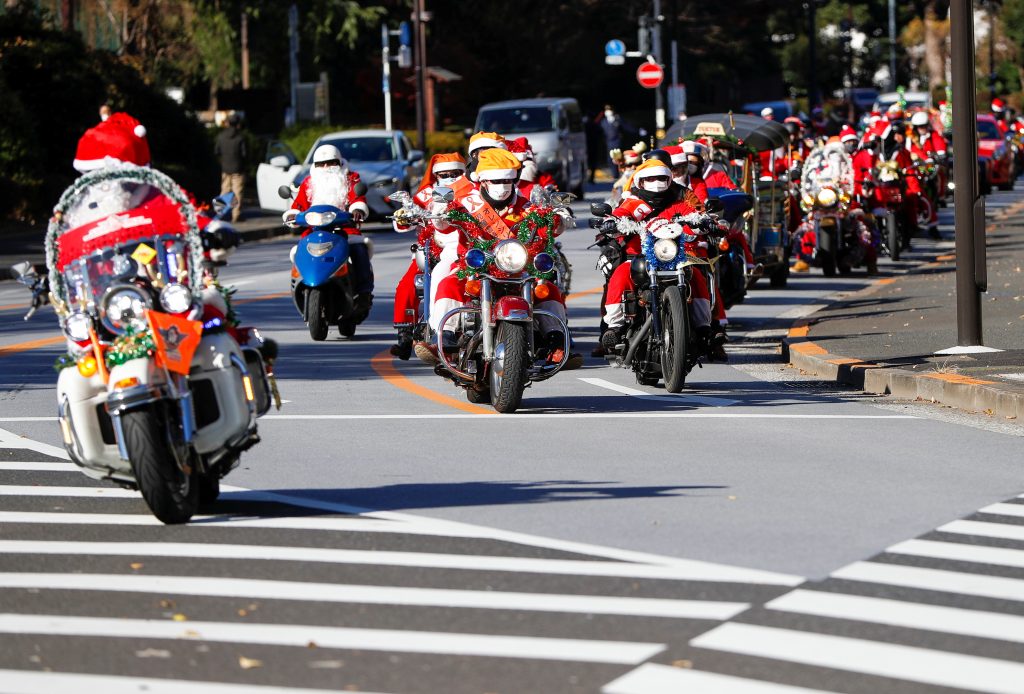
<box><xmin>307</xmin><ymin>641</ymin><xmax>318</xmax><ymax>648</ymax></box>
<box><xmin>182</xmin><ymin>629</ymin><xmax>202</xmax><ymax>639</ymax></box>
<box><xmin>728</xmin><ymin>495</ymin><xmax>737</xmax><ymax>501</ymax></box>
<box><xmin>171</xmin><ymin>614</ymin><xmax>187</xmax><ymax>622</ymax></box>
<box><xmin>309</xmin><ymin>660</ymin><xmax>345</xmax><ymax>669</ymax></box>
<box><xmin>129</xmin><ymin>563</ymin><xmax>144</xmax><ymax>570</ymax></box>
<box><xmin>238</xmin><ymin>656</ymin><xmax>263</xmax><ymax>670</ymax></box>
<box><xmin>672</xmin><ymin>659</ymin><xmax>693</xmax><ymax>668</ymax></box>
<box><xmin>159</xmin><ymin>599</ymin><xmax>175</xmax><ymax>609</ymax></box>
<box><xmin>237</xmin><ymin>609</ymin><xmax>248</xmax><ymax>617</ymax></box>
<box><xmin>135</xmin><ymin>648</ymin><xmax>171</xmax><ymax>659</ymax></box>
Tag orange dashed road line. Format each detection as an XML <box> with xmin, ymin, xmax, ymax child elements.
<box><xmin>0</xmin><ymin>335</ymin><xmax>65</xmax><ymax>360</ymax></box>
<box><xmin>235</xmin><ymin>291</ymin><xmax>292</xmax><ymax>305</ymax></box>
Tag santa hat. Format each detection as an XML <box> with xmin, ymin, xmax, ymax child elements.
<box><xmin>663</xmin><ymin>145</ymin><xmax>685</xmax><ymax>166</ymax></box>
<box><xmin>475</xmin><ymin>148</ymin><xmax>521</xmax><ymax>180</ymax></box>
<box><xmin>839</xmin><ymin>125</ymin><xmax>858</xmax><ymax>143</ymax></box>
<box><xmin>622</xmin><ymin>149</ymin><xmax>643</xmax><ymax>165</ymax></box>
<box><xmin>419</xmin><ymin>152</ymin><xmax>466</xmax><ymax>191</ymax></box>
<box><xmin>505</xmin><ymin>137</ymin><xmax>534</xmax><ymax>162</ymax></box>
<box><xmin>992</xmin><ymin>97</ymin><xmax>1006</xmax><ymax>113</ymax></box>
<box><xmin>632</xmin><ymin>159</ymin><xmax>672</xmax><ymax>181</ymax></box>
<box><xmin>866</xmin><ymin>118</ymin><xmax>892</xmax><ymax>141</ymax></box>
<box><xmin>73</xmin><ymin>112</ymin><xmax>150</xmax><ymax>172</ymax></box>
<box><xmin>468</xmin><ymin>131</ymin><xmax>507</xmax><ymax>155</ymax></box>
<box><xmin>682</xmin><ymin>140</ymin><xmax>708</xmax><ymax>159</ymax></box>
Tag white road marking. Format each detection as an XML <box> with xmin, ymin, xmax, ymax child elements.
<box><xmin>0</xmin><ymin>412</ymin><xmax>917</xmax><ymax>421</ymax></box>
<box><xmin>0</xmin><ymin>485</ymin><xmax>137</xmax><ymax>498</ymax></box>
<box><xmin>831</xmin><ymin>561</ymin><xmax>1024</xmax><ymax>602</ymax></box>
<box><xmin>767</xmin><ymin>589</ymin><xmax>1024</xmax><ymax>644</ymax></box>
<box><xmin>0</xmin><ymin>670</ymin><xmax>376</xmax><ymax>694</ymax></box>
<box><xmin>0</xmin><ymin>613</ymin><xmax>664</xmax><ymax>665</ymax></box>
<box><xmin>979</xmin><ymin>501</ymin><xmax>1024</xmax><ymax>518</ymax></box>
<box><xmin>0</xmin><ymin>573</ymin><xmax>746</xmax><ymax>620</ymax></box>
<box><xmin>938</xmin><ymin>519</ymin><xmax>1024</xmax><ymax>541</ymax></box>
<box><xmin>0</xmin><ymin>429</ymin><xmax>68</xmax><ymax>458</ymax></box>
<box><xmin>887</xmin><ymin>538</ymin><xmax>1024</xmax><ymax>569</ymax></box>
<box><xmin>691</xmin><ymin>622</ymin><xmax>1024</xmax><ymax>694</ymax></box>
<box><xmin>578</xmin><ymin>377</ymin><xmax>739</xmax><ymax>407</ymax></box>
<box><xmin>603</xmin><ymin>663</ymin><xmax>836</xmax><ymax>694</ymax></box>
<box><xmin>0</xmin><ymin>461</ymin><xmax>79</xmax><ymax>471</ymax></box>
<box><xmin>0</xmin><ymin>539</ymin><xmax>759</xmax><ymax>586</ymax></box>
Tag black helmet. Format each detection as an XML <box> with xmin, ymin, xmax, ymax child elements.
<box><xmin>642</xmin><ymin>149</ymin><xmax>673</xmax><ymax>166</ymax></box>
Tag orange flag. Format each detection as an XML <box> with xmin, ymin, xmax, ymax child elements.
<box><xmin>146</xmin><ymin>310</ymin><xmax>203</xmax><ymax>375</ymax></box>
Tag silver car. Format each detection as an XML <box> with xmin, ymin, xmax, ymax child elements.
<box><xmin>256</xmin><ymin>129</ymin><xmax>425</xmax><ymax>217</ymax></box>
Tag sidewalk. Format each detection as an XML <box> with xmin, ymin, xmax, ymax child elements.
<box><xmin>784</xmin><ymin>194</ymin><xmax>1024</xmax><ymax>421</ymax></box>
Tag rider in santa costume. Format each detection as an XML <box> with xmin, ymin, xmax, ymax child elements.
<box><xmin>429</xmin><ymin>148</ymin><xmax>580</xmax><ymax>367</ymax></box>
<box><xmin>600</xmin><ymin>159</ymin><xmax>713</xmax><ymax>355</ymax></box>
<box><xmin>389</xmin><ymin>152</ymin><xmax>466</xmax><ymax>359</ymax></box>
<box><xmin>506</xmin><ymin>137</ymin><xmax>557</xmax><ymax>198</ymax></box>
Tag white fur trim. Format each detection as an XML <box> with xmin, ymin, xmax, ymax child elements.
<box><xmin>633</xmin><ymin>164</ymin><xmax>671</xmax><ymax>180</ymax></box>
<box><xmin>134</xmin><ymin>124</ymin><xmax>147</xmax><ymax>138</ymax></box>
<box><xmin>468</xmin><ymin>137</ymin><xmax>504</xmax><ymax>153</ymax></box>
<box><xmin>72</xmin><ymin>158</ymin><xmax>100</xmax><ymax>173</ymax></box>
<box><xmin>348</xmin><ymin>201</ymin><xmax>369</xmax><ymax>217</ymax></box>
<box><xmin>432</xmin><ymin>160</ymin><xmax>465</xmax><ymax>173</ymax></box>
<box><xmin>477</xmin><ymin>167</ymin><xmax>517</xmax><ymax>180</ymax></box>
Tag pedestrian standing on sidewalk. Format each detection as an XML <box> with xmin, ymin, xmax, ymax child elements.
<box><xmin>215</xmin><ymin>113</ymin><xmax>247</xmax><ymax>223</ymax></box>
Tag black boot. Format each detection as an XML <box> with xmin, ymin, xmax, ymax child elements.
<box><xmin>390</xmin><ymin>328</ymin><xmax>413</xmax><ymax>360</ymax></box>
<box><xmin>601</xmin><ymin>328</ymin><xmax>624</xmax><ymax>356</ymax></box>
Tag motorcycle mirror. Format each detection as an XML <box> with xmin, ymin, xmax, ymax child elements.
<box><xmin>590</xmin><ymin>202</ymin><xmax>613</xmax><ymax>217</ymax></box>
<box><xmin>704</xmin><ymin>198</ymin><xmax>724</xmax><ymax>214</ymax></box>
<box><xmin>550</xmin><ymin>191</ymin><xmax>576</xmax><ymax>206</ymax></box>
<box><xmin>354</xmin><ymin>181</ymin><xmax>368</xmax><ymax>197</ymax></box>
<box><xmin>432</xmin><ymin>186</ymin><xmax>455</xmax><ymax>203</ymax></box>
<box><xmin>278</xmin><ymin>185</ymin><xmax>294</xmax><ymax>200</ymax></box>
<box><xmin>588</xmin><ymin>218</ymin><xmax>605</xmax><ymax>229</ymax></box>
<box><xmin>529</xmin><ymin>186</ymin><xmax>546</xmax><ymax>205</ymax></box>
<box><xmin>387</xmin><ymin>190</ymin><xmax>412</xmax><ymax>205</ymax></box>
<box><xmin>10</xmin><ymin>261</ymin><xmax>32</xmax><ymax>279</ymax></box>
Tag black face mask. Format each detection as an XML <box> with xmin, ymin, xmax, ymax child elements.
<box><xmin>631</xmin><ymin>181</ymin><xmax>681</xmax><ymax>211</ymax></box>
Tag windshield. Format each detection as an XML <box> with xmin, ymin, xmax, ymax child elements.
<box><xmin>476</xmin><ymin>107</ymin><xmax>555</xmax><ymax>134</ymax></box>
<box><xmin>977</xmin><ymin>120</ymin><xmax>1002</xmax><ymax>140</ymax></box>
<box><xmin>315</xmin><ymin>137</ymin><xmax>397</xmax><ymax>163</ymax></box>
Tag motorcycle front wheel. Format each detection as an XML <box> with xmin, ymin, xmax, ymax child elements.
<box><xmin>122</xmin><ymin>406</ymin><xmax>198</xmax><ymax>524</ymax></box>
<box><xmin>886</xmin><ymin>212</ymin><xmax>900</xmax><ymax>261</ymax></box>
<box><xmin>660</xmin><ymin>285</ymin><xmax>689</xmax><ymax>393</ymax></box>
<box><xmin>306</xmin><ymin>288</ymin><xmax>329</xmax><ymax>341</ymax></box>
<box><xmin>489</xmin><ymin>321</ymin><xmax>529</xmax><ymax>413</ymax></box>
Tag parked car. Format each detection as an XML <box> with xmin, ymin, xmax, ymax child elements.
<box><xmin>871</xmin><ymin>90</ymin><xmax>930</xmax><ymax>115</ymax></box>
<box><xmin>740</xmin><ymin>99</ymin><xmax>799</xmax><ymax>120</ymax></box>
<box><xmin>977</xmin><ymin>114</ymin><xmax>1014</xmax><ymax>194</ymax></box>
<box><xmin>256</xmin><ymin>129</ymin><xmax>425</xmax><ymax>216</ymax></box>
<box><xmin>474</xmin><ymin>97</ymin><xmax>587</xmax><ymax>196</ymax></box>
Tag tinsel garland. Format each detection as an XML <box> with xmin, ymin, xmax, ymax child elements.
<box><xmin>53</xmin><ymin>353</ymin><xmax>76</xmax><ymax>372</ymax></box>
<box><xmin>46</xmin><ymin>164</ymin><xmax>204</xmax><ymax>312</ymax></box>
<box><xmin>104</xmin><ymin>327</ymin><xmax>156</xmax><ymax>368</ymax></box>
<box><xmin>214</xmin><ymin>282</ymin><xmax>240</xmax><ymax>327</ymax></box>
<box><xmin>450</xmin><ymin>207</ymin><xmax>559</xmax><ymax>280</ymax></box>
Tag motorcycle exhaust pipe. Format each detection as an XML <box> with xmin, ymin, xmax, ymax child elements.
<box><xmin>621</xmin><ymin>315</ymin><xmax>653</xmax><ymax>367</ymax></box>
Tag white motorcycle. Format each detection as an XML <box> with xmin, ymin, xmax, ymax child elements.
<box><xmin>45</xmin><ymin>165</ymin><xmax>274</xmax><ymax>523</ymax></box>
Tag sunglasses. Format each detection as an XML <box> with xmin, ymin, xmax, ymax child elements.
<box><xmin>314</xmin><ymin>160</ymin><xmax>341</xmax><ymax>168</ymax></box>
<box><xmin>484</xmin><ymin>178</ymin><xmax>517</xmax><ymax>185</ymax></box>
<box><xmin>435</xmin><ymin>171</ymin><xmax>461</xmax><ymax>180</ymax></box>
<box><xmin>642</xmin><ymin>175</ymin><xmax>671</xmax><ymax>183</ymax></box>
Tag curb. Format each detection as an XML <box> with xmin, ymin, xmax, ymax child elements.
<box><xmin>782</xmin><ymin>198</ymin><xmax>1024</xmax><ymax>422</ymax></box>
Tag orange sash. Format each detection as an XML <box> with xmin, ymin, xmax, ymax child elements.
<box><xmin>452</xmin><ymin>178</ymin><xmax>514</xmax><ymax>240</ymax></box>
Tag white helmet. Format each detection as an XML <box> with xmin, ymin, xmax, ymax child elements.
<box><xmin>760</xmin><ymin>107</ymin><xmax>774</xmax><ymax>119</ymax></box>
<box><xmin>910</xmin><ymin>111</ymin><xmax>930</xmax><ymax>128</ymax></box>
<box><xmin>313</xmin><ymin>144</ymin><xmax>345</xmax><ymax>167</ymax></box>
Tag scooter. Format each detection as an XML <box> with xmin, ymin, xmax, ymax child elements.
<box><xmin>9</xmin><ymin>261</ymin><xmax>49</xmax><ymax>320</ymax></box>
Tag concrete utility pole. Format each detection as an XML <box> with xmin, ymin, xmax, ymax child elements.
<box><xmin>241</xmin><ymin>9</ymin><xmax>250</xmax><ymax>90</ymax></box>
<box><xmin>286</xmin><ymin>3</ymin><xmax>298</xmax><ymax>127</ymax></box>
<box><xmin>413</xmin><ymin>0</ymin><xmax>428</xmax><ymax>151</ymax></box>
<box><xmin>948</xmin><ymin>0</ymin><xmax>987</xmax><ymax>347</ymax></box>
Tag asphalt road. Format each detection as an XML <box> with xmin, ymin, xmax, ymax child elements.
<box><xmin>0</xmin><ymin>187</ymin><xmax>1022</xmax><ymax>693</ymax></box>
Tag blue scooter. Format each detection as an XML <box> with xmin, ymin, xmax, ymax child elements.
<box><xmin>284</xmin><ymin>198</ymin><xmax>367</xmax><ymax>341</ymax></box>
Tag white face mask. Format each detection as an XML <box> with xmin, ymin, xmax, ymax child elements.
<box><xmin>687</xmin><ymin>163</ymin><xmax>699</xmax><ymax>175</ymax></box>
<box><xmin>641</xmin><ymin>179</ymin><xmax>670</xmax><ymax>193</ymax></box>
<box><xmin>604</xmin><ymin>110</ymin><xmax>615</xmax><ymax>120</ymax></box>
<box><xmin>672</xmin><ymin>174</ymin><xmax>687</xmax><ymax>187</ymax></box>
<box><xmin>483</xmin><ymin>181</ymin><xmax>514</xmax><ymax>201</ymax></box>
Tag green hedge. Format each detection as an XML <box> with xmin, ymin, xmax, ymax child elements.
<box><xmin>278</xmin><ymin>123</ymin><xmax>467</xmax><ymax>162</ymax></box>
<box><xmin>0</xmin><ymin>6</ymin><xmax>219</xmax><ymax>224</ymax></box>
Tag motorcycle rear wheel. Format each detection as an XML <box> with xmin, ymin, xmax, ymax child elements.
<box><xmin>122</xmin><ymin>407</ymin><xmax>198</xmax><ymax>524</ymax></box>
<box><xmin>660</xmin><ymin>285</ymin><xmax>689</xmax><ymax>393</ymax></box>
<box><xmin>306</xmin><ymin>288</ymin><xmax>329</xmax><ymax>341</ymax></box>
<box><xmin>489</xmin><ymin>322</ymin><xmax>529</xmax><ymax>413</ymax></box>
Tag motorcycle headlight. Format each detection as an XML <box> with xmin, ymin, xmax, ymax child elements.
<box><xmin>493</xmin><ymin>240</ymin><xmax>529</xmax><ymax>273</ymax></box>
<box><xmin>63</xmin><ymin>311</ymin><xmax>92</xmax><ymax>342</ymax></box>
<box><xmin>304</xmin><ymin>210</ymin><xmax>337</xmax><ymax>227</ymax></box>
<box><xmin>801</xmin><ymin>193</ymin><xmax>814</xmax><ymax>208</ymax></box>
<box><xmin>306</xmin><ymin>241</ymin><xmax>334</xmax><ymax>257</ymax></box>
<box><xmin>159</xmin><ymin>283</ymin><xmax>193</xmax><ymax>314</ymax></box>
<box><xmin>816</xmin><ymin>188</ymin><xmax>838</xmax><ymax>207</ymax></box>
<box><xmin>465</xmin><ymin>248</ymin><xmax>488</xmax><ymax>269</ymax></box>
<box><xmin>653</xmin><ymin>238</ymin><xmax>679</xmax><ymax>262</ymax></box>
<box><xmin>533</xmin><ymin>252</ymin><xmax>555</xmax><ymax>273</ymax></box>
<box><xmin>102</xmin><ymin>285</ymin><xmax>150</xmax><ymax>334</ymax></box>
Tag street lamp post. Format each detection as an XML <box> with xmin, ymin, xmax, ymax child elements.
<box><xmin>413</xmin><ymin>0</ymin><xmax>428</xmax><ymax>151</ymax></box>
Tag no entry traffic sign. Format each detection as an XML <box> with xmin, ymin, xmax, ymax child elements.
<box><xmin>636</xmin><ymin>62</ymin><xmax>664</xmax><ymax>89</ymax></box>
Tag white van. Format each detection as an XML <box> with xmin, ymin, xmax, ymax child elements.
<box><xmin>474</xmin><ymin>98</ymin><xmax>588</xmax><ymax>196</ymax></box>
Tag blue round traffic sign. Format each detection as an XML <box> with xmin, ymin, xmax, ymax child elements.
<box><xmin>605</xmin><ymin>39</ymin><xmax>626</xmax><ymax>57</ymax></box>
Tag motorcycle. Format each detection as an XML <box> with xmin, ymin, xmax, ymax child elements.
<box><xmin>866</xmin><ymin>159</ymin><xmax>912</xmax><ymax>261</ymax></box>
<box><xmin>705</xmin><ymin>188</ymin><xmax>754</xmax><ymax>309</ymax></box>
<box><xmin>197</xmin><ymin>192</ymin><xmax>241</xmax><ymax>279</ymax></box>
<box><xmin>280</xmin><ymin>185</ymin><xmax>373</xmax><ymax>341</ymax></box>
<box><xmin>432</xmin><ymin>186</ymin><xmax>573</xmax><ymax>413</ymax></box>
<box><xmin>46</xmin><ymin>165</ymin><xmax>274</xmax><ymax>524</ymax></box>
<box><xmin>9</xmin><ymin>261</ymin><xmax>50</xmax><ymax>320</ymax></box>
<box><xmin>589</xmin><ymin>202</ymin><xmax>720</xmax><ymax>392</ymax></box>
<box><xmin>798</xmin><ymin>142</ymin><xmax>871</xmax><ymax>275</ymax></box>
